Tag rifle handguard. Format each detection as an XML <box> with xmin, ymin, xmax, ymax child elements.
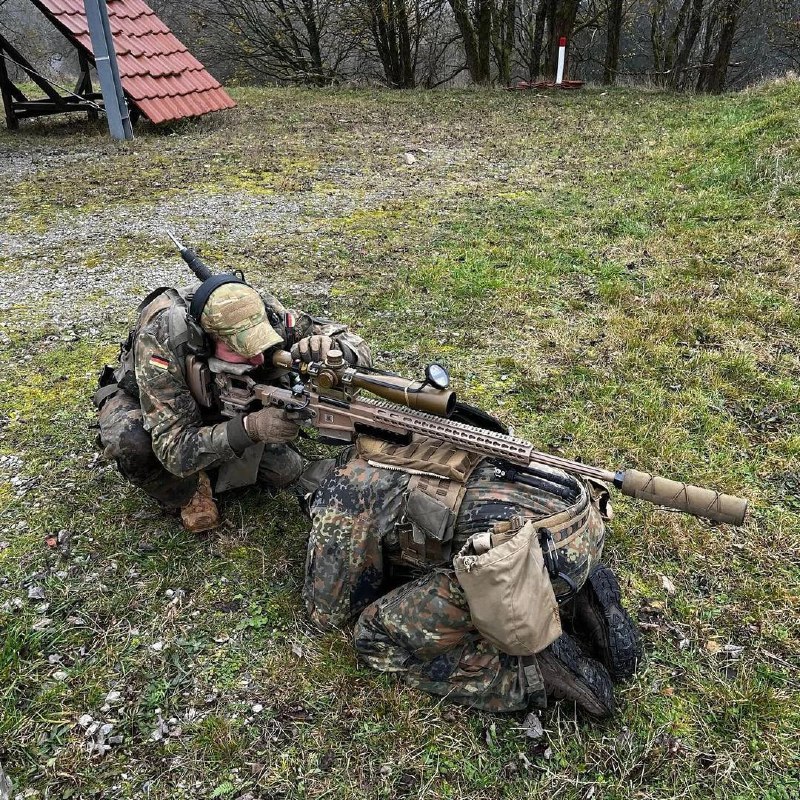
<box><xmin>619</xmin><ymin>469</ymin><xmax>748</xmax><ymax>526</ymax></box>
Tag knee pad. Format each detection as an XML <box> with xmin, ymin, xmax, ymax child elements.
<box><xmin>259</xmin><ymin>443</ymin><xmax>304</xmax><ymax>488</ymax></box>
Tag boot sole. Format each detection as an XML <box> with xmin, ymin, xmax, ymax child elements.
<box><xmin>585</xmin><ymin>566</ymin><xmax>643</xmax><ymax>681</ymax></box>
<box><xmin>537</xmin><ymin>633</ymin><xmax>616</xmax><ymax>718</ymax></box>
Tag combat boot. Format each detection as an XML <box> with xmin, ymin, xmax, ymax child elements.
<box><xmin>180</xmin><ymin>471</ymin><xmax>220</xmax><ymax>533</ymax></box>
<box><xmin>563</xmin><ymin>564</ymin><xmax>643</xmax><ymax>682</ymax></box>
<box><xmin>537</xmin><ymin>632</ymin><xmax>615</xmax><ymax>717</ymax></box>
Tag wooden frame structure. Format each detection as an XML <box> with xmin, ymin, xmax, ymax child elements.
<box><xmin>0</xmin><ymin>32</ymin><xmax>107</xmax><ymax>129</ymax></box>
<box><xmin>2</xmin><ymin>0</ymin><xmax>234</xmax><ymax>131</ymax></box>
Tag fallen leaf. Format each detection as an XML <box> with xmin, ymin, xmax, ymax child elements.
<box><xmin>522</xmin><ymin>711</ymin><xmax>544</xmax><ymax>740</ymax></box>
<box><xmin>705</xmin><ymin>640</ymin><xmax>721</xmax><ymax>655</ymax></box>
<box><xmin>483</xmin><ymin>722</ymin><xmax>497</xmax><ymax>747</ymax></box>
<box><xmin>661</xmin><ymin>575</ymin><xmax>676</xmax><ymax>595</ymax></box>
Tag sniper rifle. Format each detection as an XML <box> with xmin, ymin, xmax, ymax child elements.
<box><xmin>166</xmin><ymin>231</ymin><xmax>748</xmax><ymax>526</ymax></box>
<box><xmin>209</xmin><ymin>348</ymin><xmax>748</xmax><ymax>526</ymax></box>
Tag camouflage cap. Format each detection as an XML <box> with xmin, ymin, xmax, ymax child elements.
<box><xmin>200</xmin><ymin>283</ymin><xmax>284</xmax><ymax>357</ymax></box>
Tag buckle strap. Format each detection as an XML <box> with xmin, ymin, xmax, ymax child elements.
<box><xmin>92</xmin><ymin>383</ymin><xmax>121</xmax><ymax>409</ymax></box>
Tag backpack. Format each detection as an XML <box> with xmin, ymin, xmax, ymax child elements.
<box><xmin>93</xmin><ymin>287</ymin><xmax>206</xmax><ymax>408</ymax></box>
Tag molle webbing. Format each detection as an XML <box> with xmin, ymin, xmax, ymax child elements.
<box><xmin>356</xmin><ymin>435</ymin><xmax>484</xmax><ymax>566</ymax></box>
<box><xmin>401</xmin><ymin>472</ymin><xmax>470</xmax><ymax>565</ymax></box>
<box><xmin>356</xmin><ymin>435</ymin><xmax>484</xmax><ymax>482</ymax></box>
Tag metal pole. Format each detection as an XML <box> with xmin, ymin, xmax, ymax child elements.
<box><xmin>83</xmin><ymin>0</ymin><xmax>133</xmax><ymax>140</ymax></box>
<box><xmin>555</xmin><ymin>37</ymin><xmax>566</xmax><ymax>85</ymax></box>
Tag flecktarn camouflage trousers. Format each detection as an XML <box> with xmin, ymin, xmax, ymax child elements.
<box><xmin>303</xmin><ymin>456</ymin><xmax>547</xmax><ymax>711</ymax></box>
<box><xmin>354</xmin><ymin>569</ymin><xmax>546</xmax><ymax>712</ymax></box>
<box><xmin>97</xmin><ymin>391</ymin><xmax>302</xmax><ymax>509</ymax></box>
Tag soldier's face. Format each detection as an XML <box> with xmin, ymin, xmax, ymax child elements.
<box><xmin>214</xmin><ymin>339</ymin><xmax>265</xmax><ymax>367</ymax></box>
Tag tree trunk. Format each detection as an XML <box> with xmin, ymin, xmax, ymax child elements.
<box><xmin>476</xmin><ymin>0</ymin><xmax>493</xmax><ymax>82</ymax></box>
<box><xmin>530</xmin><ymin>0</ymin><xmax>548</xmax><ymax>79</ymax></box>
<box><xmin>396</xmin><ymin>0</ymin><xmax>415</xmax><ymax>87</ymax></box>
<box><xmin>492</xmin><ymin>0</ymin><xmax>516</xmax><ymax>85</ymax></box>
<box><xmin>449</xmin><ymin>0</ymin><xmax>484</xmax><ymax>82</ymax></box>
<box><xmin>663</xmin><ymin>0</ymin><xmax>691</xmax><ymax>78</ymax></box>
<box><xmin>602</xmin><ymin>0</ymin><xmax>623</xmax><ymax>84</ymax></box>
<box><xmin>670</xmin><ymin>0</ymin><xmax>704</xmax><ymax>89</ymax></box>
<box><xmin>705</xmin><ymin>0</ymin><xmax>740</xmax><ymax>92</ymax></box>
<box><xmin>368</xmin><ymin>0</ymin><xmax>416</xmax><ymax>88</ymax></box>
<box><xmin>542</xmin><ymin>0</ymin><xmax>558</xmax><ymax>77</ymax></box>
<box><xmin>650</xmin><ymin>0</ymin><xmax>665</xmax><ymax>77</ymax></box>
<box><xmin>545</xmin><ymin>0</ymin><xmax>579</xmax><ymax>81</ymax></box>
<box><xmin>301</xmin><ymin>0</ymin><xmax>326</xmax><ymax>85</ymax></box>
<box><xmin>696</xmin><ymin>4</ymin><xmax>719</xmax><ymax>91</ymax></box>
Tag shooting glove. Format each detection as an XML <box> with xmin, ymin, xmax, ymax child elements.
<box><xmin>244</xmin><ymin>407</ymin><xmax>300</xmax><ymax>444</ymax></box>
<box><xmin>291</xmin><ymin>334</ymin><xmax>334</xmax><ymax>364</ymax></box>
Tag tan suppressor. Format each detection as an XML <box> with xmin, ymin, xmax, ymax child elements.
<box><xmin>619</xmin><ymin>469</ymin><xmax>748</xmax><ymax>526</ymax></box>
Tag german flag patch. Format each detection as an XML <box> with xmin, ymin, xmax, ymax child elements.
<box><xmin>149</xmin><ymin>355</ymin><xmax>170</xmax><ymax>371</ymax></box>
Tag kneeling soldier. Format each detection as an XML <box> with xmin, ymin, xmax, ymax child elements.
<box><xmin>94</xmin><ymin>278</ymin><xmax>370</xmax><ymax>532</ymax></box>
<box><xmin>303</xmin><ymin>439</ymin><xmax>642</xmax><ymax>717</ymax></box>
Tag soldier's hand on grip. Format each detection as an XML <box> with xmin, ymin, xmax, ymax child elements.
<box><xmin>291</xmin><ymin>334</ymin><xmax>334</xmax><ymax>364</ymax></box>
<box><xmin>244</xmin><ymin>407</ymin><xmax>300</xmax><ymax>444</ymax></box>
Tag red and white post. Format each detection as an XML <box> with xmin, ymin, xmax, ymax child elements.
<box><xmin>555</xmin><ymin>36</ymin><xmax>567</xmax><ymax>85</ymax></box>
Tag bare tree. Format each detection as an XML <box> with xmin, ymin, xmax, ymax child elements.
<box><xmin>492</xmin><ymin>0</ymin><xmax>516</xmax><ymax>84</ymax></box>
<box><xmin>669</xmin><ymin>0</ymin><xmax>705</xmax><ymax>87</ymax></box>
<box><xmin>351</xmin><ymin>0</ymin><xmax>445</xmax><ymax>87</ymax></box>
<box><xmin>197</xmin><ymin>0</ymin><xmax>352</xmax><ymax>85</ymax></box>
<box><xmin>771</xmin><ymin>0</ymin><xmax>800</xmax><ymax>69</ymax></box>
<box><xmin>516</xmin><ymin>0</ymin><xmax>548</xmax><ymax>78</ymax></box>
<box><xmin>543</xmin><ymin>0</ymin><xmax>580</xmax><ymax>79</ymax></box>
<box><xmin>447</xmin><ymin>0</ymin><xmax>493</xmax><ymax>82</ymax></box>
<box><xmin>602</xmin><ymin>0</ymin><xmax>624</xmax><ymax>82</ymax></box>
<box><xmin>696</xmin><ymin>0</ymin><xmax>747</xmax><ymax>90</ymax></box>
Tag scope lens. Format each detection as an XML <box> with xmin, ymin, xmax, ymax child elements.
<box><xmin>425</xmin><ymin>363</ymin><xmax>450</xmax><ymax>390</ymax></box>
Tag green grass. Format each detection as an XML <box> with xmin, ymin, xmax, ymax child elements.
<box><xmin>1</xmin><ymin>81</ymin><xmax>799</xmax><ymax>799</ymax></box>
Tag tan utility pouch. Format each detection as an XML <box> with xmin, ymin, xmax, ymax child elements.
<box><xmin>356</xmin><ymin>435</ymin><xmax>482</xmax><ymax>482</ymax></box>
<box><xmin>453</xmin><ymin>517</ymin><xmax>562</xmax><ymax>656</ymax></box>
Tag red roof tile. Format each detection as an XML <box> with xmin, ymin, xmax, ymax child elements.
<box><xmin>31</xmin><ymin>0</ymin><xmax>236</xmax><ymax>124</ymax></box>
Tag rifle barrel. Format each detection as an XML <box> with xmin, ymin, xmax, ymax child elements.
<box><xmin>363</xmin><ymin>398</ymin><xmax>747</xmax><ymax>525</ymax></box>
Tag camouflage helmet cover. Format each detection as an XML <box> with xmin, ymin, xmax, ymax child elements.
<box><xmin>200</xmin><ymin>283</ymin><xmax>284</xmax><ymax>357</ymax></box>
